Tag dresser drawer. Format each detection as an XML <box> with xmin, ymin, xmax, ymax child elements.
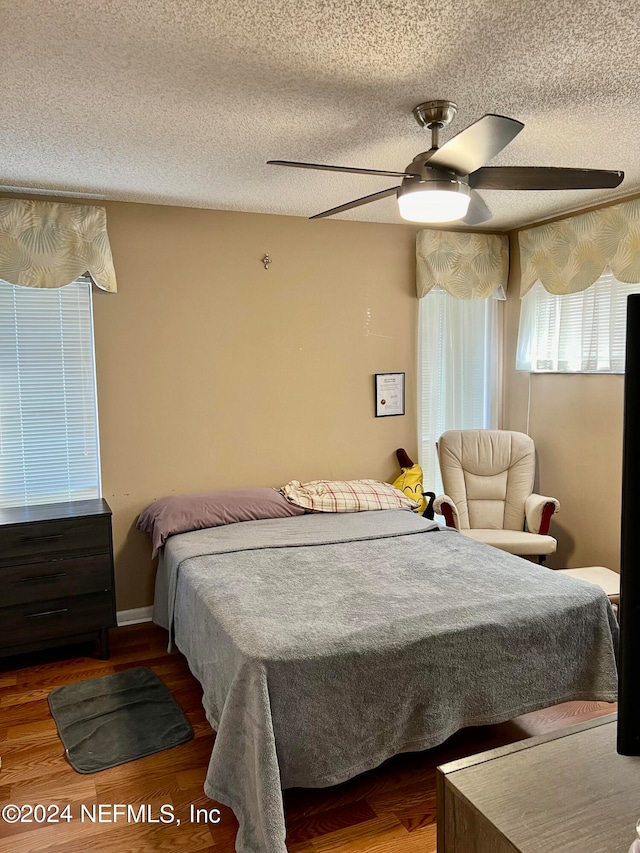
<box><xmin>0</xmin><ymin>516</ymin><xmax>110</xmax><ymax>564</ymax></box>
<box><xmin>0</xmin><ymin>593</ymin><xmax>115</xmax><ymax>646</ymax></box>
<box><xmin>1</xmin><ymin>555</ymin><xmax>112</xmax><ymax>606</ymax></box>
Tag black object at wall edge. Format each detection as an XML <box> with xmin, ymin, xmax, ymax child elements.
<box><xmin>618</xmin><ymin>292</ymin><xmax>640</xmax><ymax>755</ymax></box>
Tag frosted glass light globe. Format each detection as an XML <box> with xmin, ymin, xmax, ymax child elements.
<box><xmin>397</xmin><ymin>187</ymin><xmax>470</xmax><ymax>223</ymax></box>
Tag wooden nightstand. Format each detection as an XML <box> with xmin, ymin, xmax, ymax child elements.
<box><xmin>0</xmin><ymin>498</ymin><xmax>116</xmax><ymax>660</ymax></box>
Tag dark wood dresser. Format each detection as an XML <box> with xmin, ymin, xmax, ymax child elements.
<box><xmin>0</xmin><ymin>498</ymin><xmax>116</xmax><ymax>660</ymax></box>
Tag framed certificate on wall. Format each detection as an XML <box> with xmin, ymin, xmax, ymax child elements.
<box><xmin>374</xmin><ymin>372</ymin><xmax>405</xmax><ymax>417</ymax></box>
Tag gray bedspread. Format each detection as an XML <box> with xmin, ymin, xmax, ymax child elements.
<box><xmin>154</xmin><ymin>509</ymin><xmax>618</xmax><ymax>853</ymax></box>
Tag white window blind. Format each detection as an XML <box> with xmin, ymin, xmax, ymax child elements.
<box><xmin>0</xmin><ymin>278</ymin><xmax>100</xmax><ymax>508</ymax></box>
<box><xmin>517</xmin><ymin>273</ymin><xmax>640</xmax><ymax>373</ymax></box>
<box><xmin>418</xmin><ymin>288</ymin><xmax>500</xmax><ymax>495</ymax></box>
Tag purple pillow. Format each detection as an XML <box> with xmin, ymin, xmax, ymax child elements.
<box><xmin>137</xmin><ymin>487</ymin><xmax>305</xmax><ymax>556</ymax></box>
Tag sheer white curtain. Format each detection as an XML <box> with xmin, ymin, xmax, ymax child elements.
<box><xmin>517</xmin><ymin>273</ymin><xmax>640</xmax><ymax>373</ymax></box>
<box><xmin>418</xmin><ymin>288</ymin><xmax>500</xmax><ymax>495</ymax></box>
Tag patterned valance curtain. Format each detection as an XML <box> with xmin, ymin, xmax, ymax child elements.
<box><xmin>416</xmin><ymin>230</ymin><xmax>509</xmax><ymax>299</ymax></box>
<box><xmin>0</xmin><ymin>199</ymin><xmax>117</xmax><ymax>292</ymax></box>
<box><xmin>519</xmin><ymin>197</ymin><xmax>640</xmax><ymax>297</ymax></box>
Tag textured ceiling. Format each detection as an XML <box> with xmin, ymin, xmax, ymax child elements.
<box><xmin>2</xmin><ymin>0</ymin><xmax>640</xmax><ymax>230</ymax></box>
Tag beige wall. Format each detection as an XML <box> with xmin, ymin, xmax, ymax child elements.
<box><xmin>91</xmin><ymin>202</ymin><xmax>420</xmax><ymax>610</ymax></box>
<box><xmin>503</xmin><ymin>233</ymin><xmax>624</xmax><ymax>571</ymax></box>
<box><xmin>11</xmin><ymin>190</ymin><xmax>624</xmax><ymax>601</ymax></box>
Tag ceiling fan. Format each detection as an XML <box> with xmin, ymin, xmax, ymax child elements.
<box><xmin>267</xmin><ymin>100</ymin><xmax>624</xmax><ymax>225</ymax></box>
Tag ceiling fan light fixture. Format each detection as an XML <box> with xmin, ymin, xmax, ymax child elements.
<box><xmin>397</xmin><ymin>180</ymin><xmax>471</xmax><ymax>223</ymax></box>
<box><xmin>269</xmin><ymin>99</ymin><xmax>624</xmax><ymax>222</ymax></box>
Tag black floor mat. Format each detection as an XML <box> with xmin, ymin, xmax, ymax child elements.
<box><xmin>48</xmin><ymin>666</ymin><xmax>194</xmax><ymax>773</ymax></box>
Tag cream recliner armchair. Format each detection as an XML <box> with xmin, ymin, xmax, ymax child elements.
<box><xmin>433</xmin><ymin>429</ymin><xmax>560</xmax><ymax>560</ymax></box>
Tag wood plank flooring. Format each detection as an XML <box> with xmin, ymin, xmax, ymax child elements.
<box><xmin>0</xmin><ymin>623</ymin><xmax>615</xmax><ymax>853</ymax></box>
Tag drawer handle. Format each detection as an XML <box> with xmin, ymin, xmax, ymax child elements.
<box><xmin>25</xmin><ymin>608</ymin><xmax>69</xmax><ymax>618</ymax></box>
<box><xmin>19</xmin><ymin>572</ymin><xmax>68</xmax><ymax>583</ymax></box>
<box><xmin>20</xmin><ymin>534</ymin><xmax>64</xmax><ymax>544</ymax></box>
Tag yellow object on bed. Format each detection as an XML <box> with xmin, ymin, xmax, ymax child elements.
<box><xmin>392</xmin><ymin>463</ymin><xmax>427</xmax><ymax>514</ymax></box>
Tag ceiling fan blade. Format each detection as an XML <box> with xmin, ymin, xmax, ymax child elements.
<box><xmin>427</xmin><ymin>114</ymin><xmax>524</xmax><ymax>175</ymax></box>
<box><xmin>309</xmin><ymin>186</ymin><xmax>400</xmax><ymax>219</ymax></box>
<box><xmin>469</xmin><ymin>166</ymin><xmax>624</xmax><ymax>190</ymax></box>
<box><xmin>267</xmin><ymin>160</ymin><xmax>414</xmax><ymax>178</ymax></box>
<box><xmin>463</xmin><ymin>190</ymin><xmax>492</xmax><ymax>226</ymax></box>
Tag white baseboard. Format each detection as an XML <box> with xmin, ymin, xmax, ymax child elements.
<box><xmin>117</xmin><ymin>606</ymin><xmax>153</xmax><ymax>626</ymax></box>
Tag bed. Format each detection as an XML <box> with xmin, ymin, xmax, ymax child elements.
<box><xmin>152</xmin><ymin>508</ymin><xmax>618</xmax><ymax>853</ymax></box>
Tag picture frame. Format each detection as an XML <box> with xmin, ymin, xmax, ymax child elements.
<box><xmin>374</xmin><ymin>372</ymin><xmax>405</xmax><ymax>417</ymax></box>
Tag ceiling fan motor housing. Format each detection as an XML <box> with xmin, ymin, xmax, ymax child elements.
<box><xmin>401</xmin><ymin>159</ymin><xmax>471</xmax><ymax>195</ymax></box>
<box><xmin>398</xmin><ymin>172</ymin><xmax>470</xmax><ymax>199</ymax></box>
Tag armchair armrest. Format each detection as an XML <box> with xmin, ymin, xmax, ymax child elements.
<box><xmin>433</xmin><ymin>495</ymin><xmax>461</xmax><ymax>529</ymax></box>
<box><xmin>525</xmin><ymin>494</ymin><xmax>560</xmax><ymax>535</ymax></box>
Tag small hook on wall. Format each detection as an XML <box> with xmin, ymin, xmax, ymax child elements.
<box><xmin>262</xmin><ymin>254</ymin><xmax>271</xmax><ymax>270</ymax></box>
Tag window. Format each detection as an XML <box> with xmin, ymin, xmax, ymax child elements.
<box><xmin>0</xmin><ymin>278</ymin><xmax>100</xmax><ymax>507</ymax></box>
<box><xmin>418</xmin><ymin>288</ymin><xmax>500</xmax><ymax>495</ymax></box>
<box><xmin>517</xmin><ymin>273</ymin><xmax>640</xmax><ymax>373</ymax></box>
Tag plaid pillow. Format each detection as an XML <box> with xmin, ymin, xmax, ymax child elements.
<box><xmin>281</xmin><ymin>479</ymin><xmax>418</xmax><ymax>512</ymax></box>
